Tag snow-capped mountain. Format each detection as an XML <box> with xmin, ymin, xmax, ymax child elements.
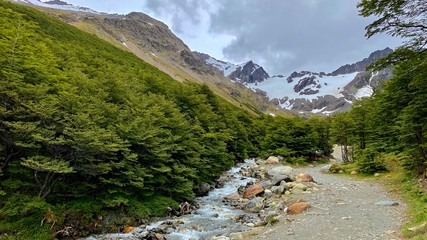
<box><xmin>195</xmin><ymin>53</ymin><xmax>270</xmax><ymax>83</ymax></box>
<box><xmin>200</xmin><ymin>48</ymin><xmax>393</xmax><ymax>114</ymax></box>
<box><xmin>11</xmin><ymin>0</ymin><xmax>102</xmax><ymax>14</ymax></box>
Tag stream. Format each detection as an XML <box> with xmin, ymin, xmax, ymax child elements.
<box><xmin>85</xmin><ymin>159</ymin><xmax>258</xmax><ymax>240</ymax></box>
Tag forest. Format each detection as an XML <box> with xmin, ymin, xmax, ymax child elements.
<box><xmin>0</xmin><ymin>2</ymin><xmax>332</xmax><ymax>239</ymax></box>
<box><xmin>0</xmin><ymin>0</ymin><xmax>425</xmax><ymax>239</ymax></box>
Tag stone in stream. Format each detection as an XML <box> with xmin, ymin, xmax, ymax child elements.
<box><xmin>243</xmin><ymin>184</ymin><xmax>264</xmax><ymax>199</ymax></box>
<box><xmin>374</xmin><ymin>200</ymin><xmax>399</xmax><ymax>206</ymax></box>
<box><xmin>295</xmin><ymin>172</ymin><xmax>314</xmax><ymax>182</ymax></box>
<box><xmin>121</xmin><ymin>226</ymin><xmax>135</xmax><ymax>233</ymax></box>
<box><xmin>225</xmin><ymin>192</ymin><xmax>241</xmax><ymax>201</ymax></box>
<box><xmin>197</xmin><ymin>182</ymin><xmax>212</xmax><ymax>195</ymax></box>
<box><xmin>286</xmin><ymin>202</ymin><xmax>311</xmax><ymax>215</ymax></box>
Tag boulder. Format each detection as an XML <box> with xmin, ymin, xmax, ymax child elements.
<box><xmin>260</xmin><ymin>181</ymin><xmax>273</xmax><ymax>190</ymax></box>
<box><xmin>271</xmin><ymin>185</ymin><xmax>285</xmax><ymax>194</ymax></box>
<box><xmin>266</xmin><ymin>156</ymin><xmax>280</xmax><ymax>164</ymax></box>
<box><xmin>320</xmin><ymin>164</ymin><xmax>332</xmax><ymax>173</ymax></box>
<box><xmin>287</xmin><ymin>202</ymin><xmax>311</xmax><ymax>215</ymax></box>
<box><xmin>229</xmin><ymin>232</ymin><xmax>244</xmax><ymax>240</ymax></box>
<box><xmin>292</xmin><ymin>183</ymin><xmax>308</xmax><ymax>191</ymax></box>
<box><xmin>243</xmin><ymin>184</ymin><xmax>264</xmax><ymax>199</ymax></box>
<box><xmin>244</xmin><ymin>197</ymin><xmax>264</xmax><ymax>213</ymax></box>
<box><xmin>295</xmin><ymin>173</ymin><xmax>314</xmax><ymax>182</ymax></box>
<box><xmin>283</xmin><ymin>182</ymin><xmax>296</xmax><ymax>189</ymax></box>
<box><xmin>122</xmin><ymin>226</ymin><xmax>135</xmax><ymax>233</ymax></box>
<box><xmin>264</xmin><ymin>189</ymin><xmax>273</xmax><ymax>198</ymax></box>
<box><xmin>211</xmin><ymin>236</ymin><xmax>230</xmax><ymax>240</ymax></box>
<box><xmin>267</xmin><ymin>166</ymin><xmax>295</xmax><ymax>185</ymax></box>
<box><xmin>197</xmin><ymin>182</ymin><xmax>212</xmax><ymax>195</ymax></box>
<box><xmin>224</xmin><ymin>192</ymin><xmax>241</xmax><ymax>201</ymax></box>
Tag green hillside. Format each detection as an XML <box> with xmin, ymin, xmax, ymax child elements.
<box><xmin>0</xmin><ymin>2</ymin><xmax>332</xmax><ymax>239</ymax></box>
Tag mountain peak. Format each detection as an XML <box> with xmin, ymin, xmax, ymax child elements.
<box><xmin>228</xmin><ymin>61</ymin><xmax>270</xmax><ymax>83</ymax></box>
<box><xmin>329</xmin><ymin>47</ymin><xmax>393</xmax><ymax>76</ymax></box>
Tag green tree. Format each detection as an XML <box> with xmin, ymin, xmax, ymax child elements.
<box><xmin>330</xmin><ymin>112</ymin><xmax>355</xmax><ymax>162</ymax></box>
<box><xmin>358</xmin><ymin>0</ymin><xmax>426</xmax><ymax>68</ymax></box>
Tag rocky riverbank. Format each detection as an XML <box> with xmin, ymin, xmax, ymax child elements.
<box><xmin>86</xmin><ymin>156</ymin><xmax>405</xmax><ymax>240</ymax></box>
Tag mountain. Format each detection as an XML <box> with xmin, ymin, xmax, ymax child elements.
<box><xmin>196</xmin><ymin>53</ymin><xmax>270</xmax><ymax>83</ymax></box>
<box><xmin>10</xmin><ymin>0</ymin><xmax>284</xmax><ymax>116</ymax></box>
<box><xmin>202</xmin><ymin>48</ymin><xmax>393</xmax><ymax>114</ymax></box>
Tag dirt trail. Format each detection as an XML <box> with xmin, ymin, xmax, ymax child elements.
<box><xmin>246</xmin><ymin>164</ymin><xmax>406</xmax><ymax>240</ymax></box>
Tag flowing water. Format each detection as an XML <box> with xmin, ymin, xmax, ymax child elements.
<box><xmin>85</xmin><ymin>159</ymin><xmax>257</xmax><ymax>240</ymax></box>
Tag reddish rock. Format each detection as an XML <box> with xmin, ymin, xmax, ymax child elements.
<box><xmin>295</xmin><ymin>173</ymin><xmax>314</xmax><ymax>182</ymax></box>
<box><xmin>122</xmin><ymin>226</ymin><xmax>135</xmax><ymax>233</ymax></box>
<box><xmin>243</xmin><ymin>184</ymin><xmax>264</xmax><ymax>199</ymax></box>
<box><xmin>287</xmin><ymin>202</ymin><xmax>311</xmax><ymax>215</ymax></box>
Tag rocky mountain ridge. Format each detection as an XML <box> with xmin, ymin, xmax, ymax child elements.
<box><xmin>201</xmin><ymin>48</ymin><xmax>393</xmax><ymax>114</ymax></box>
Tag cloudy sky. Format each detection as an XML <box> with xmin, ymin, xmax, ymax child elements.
<box><xmin>62</xmin><ymin>0</ymin><xmax>402</xmax><ymax>75</ymax></box>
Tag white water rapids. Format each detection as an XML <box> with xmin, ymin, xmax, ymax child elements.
<box><xmin>85</xmin><ymin>160</ymin><xmax>257</xmax><ymax>240</ymax></box>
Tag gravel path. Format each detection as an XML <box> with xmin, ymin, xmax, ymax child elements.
<box><xmin>245</xmin><ymin>164</ymin><xmax>406</xmax><ymax>240</ymax></box>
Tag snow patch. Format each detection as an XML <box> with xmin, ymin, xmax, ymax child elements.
<box><xmin>355</xmin><ymin>86</ymin><xmax>373</xmax><ymax>99</ymax></box>
<box><xmin>312</xmin><ymin>106</ymin><xmax>327</xmax><ymax>114</ymax></box>
<box><xmin>22</xmin><ymin>0</ymin><xmax>103</xmax><ymax>14</ymax></box>
<box><xmin>246</xmin><ymin>72</ymin><xmax>359</xmax><ymax>102</ymax></box>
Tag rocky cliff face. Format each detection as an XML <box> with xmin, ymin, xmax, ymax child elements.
<box><xmin>228</xmin><ymin>61</ymin><xmax>270</xmax><ymax>83</ymax></box>
<box><xmin>199</xmin><ymin>55</ymin><xmax>270</xmax><ymax>83</ymax></box>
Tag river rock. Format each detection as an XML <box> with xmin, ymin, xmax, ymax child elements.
<box><xmin>271</xmin><ymin>185</ymin><xmax>285</xmax><ymax>194</ymax></box>
<box><xmin>122</xmin><ymin>226</ymin><xmax>135</xmax><ymax>233</ymax></box>
<box><xmin>261</xmin><ymin>180</ymin><xmax>273</xmax><ymax>189</ymax></box>
<box><xmin>211</xmin><ymin>236</ymin><xmax>229</xmax><ymax>240</ymax></box>
<box><xmin>267</xmin><ymin>166</ymin><xmax>295</xmax><ymax>185</ymax></box>
<box><xmin>197</xmin><ymin>182</ymin><xmax>212</xmax><ymax>195</ymax></box>
<box><xmin>225</xmin><ymin>192</ymin><xmax>241</xmax><ymax>201</ymax></box>
<box><xmin>291</xmin><ymin>189</ymin><xmax>304</xmax><ymax>194</ymax></box>
<box><xmin>229</xmin><ymin>232</ymin><xmax>244</xmax><ymax>240</ymax></box>
<box><xmin>287</xmin><ymin>202</ymin><xmax>311</xmax><ymax>215</ymax></box>
<box><xmin>266</xmin><ymin>156</ymin><xmax>280</xmax><ymax>164</ymax></box>
<box><xmin>283</xmin><ymin>182</ymin><xmax>296</xmax><ymax>189</ymax></box>
<box><xmin>243</xmin><ymin>184</ymin><xmax>264</xmax><ymax>199</ymax></box>
<box><xmin>292</xmin><ymin>183</ymin><xmax>308</xmax><ymax>191</ymax></box>
<box><xmin>264</xmin><ymin>189</ymin><xmax>273</xmax><ymax>198</ymax></box>
<box><xmin>244</xmin><ymin>197</ymin><xmax>264</xmax><ymax>213</ymax></box>
<box><xmin>295</xmin><ymin>173</ymin><xmax>314</xmax><ymax>182</ymax></box>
